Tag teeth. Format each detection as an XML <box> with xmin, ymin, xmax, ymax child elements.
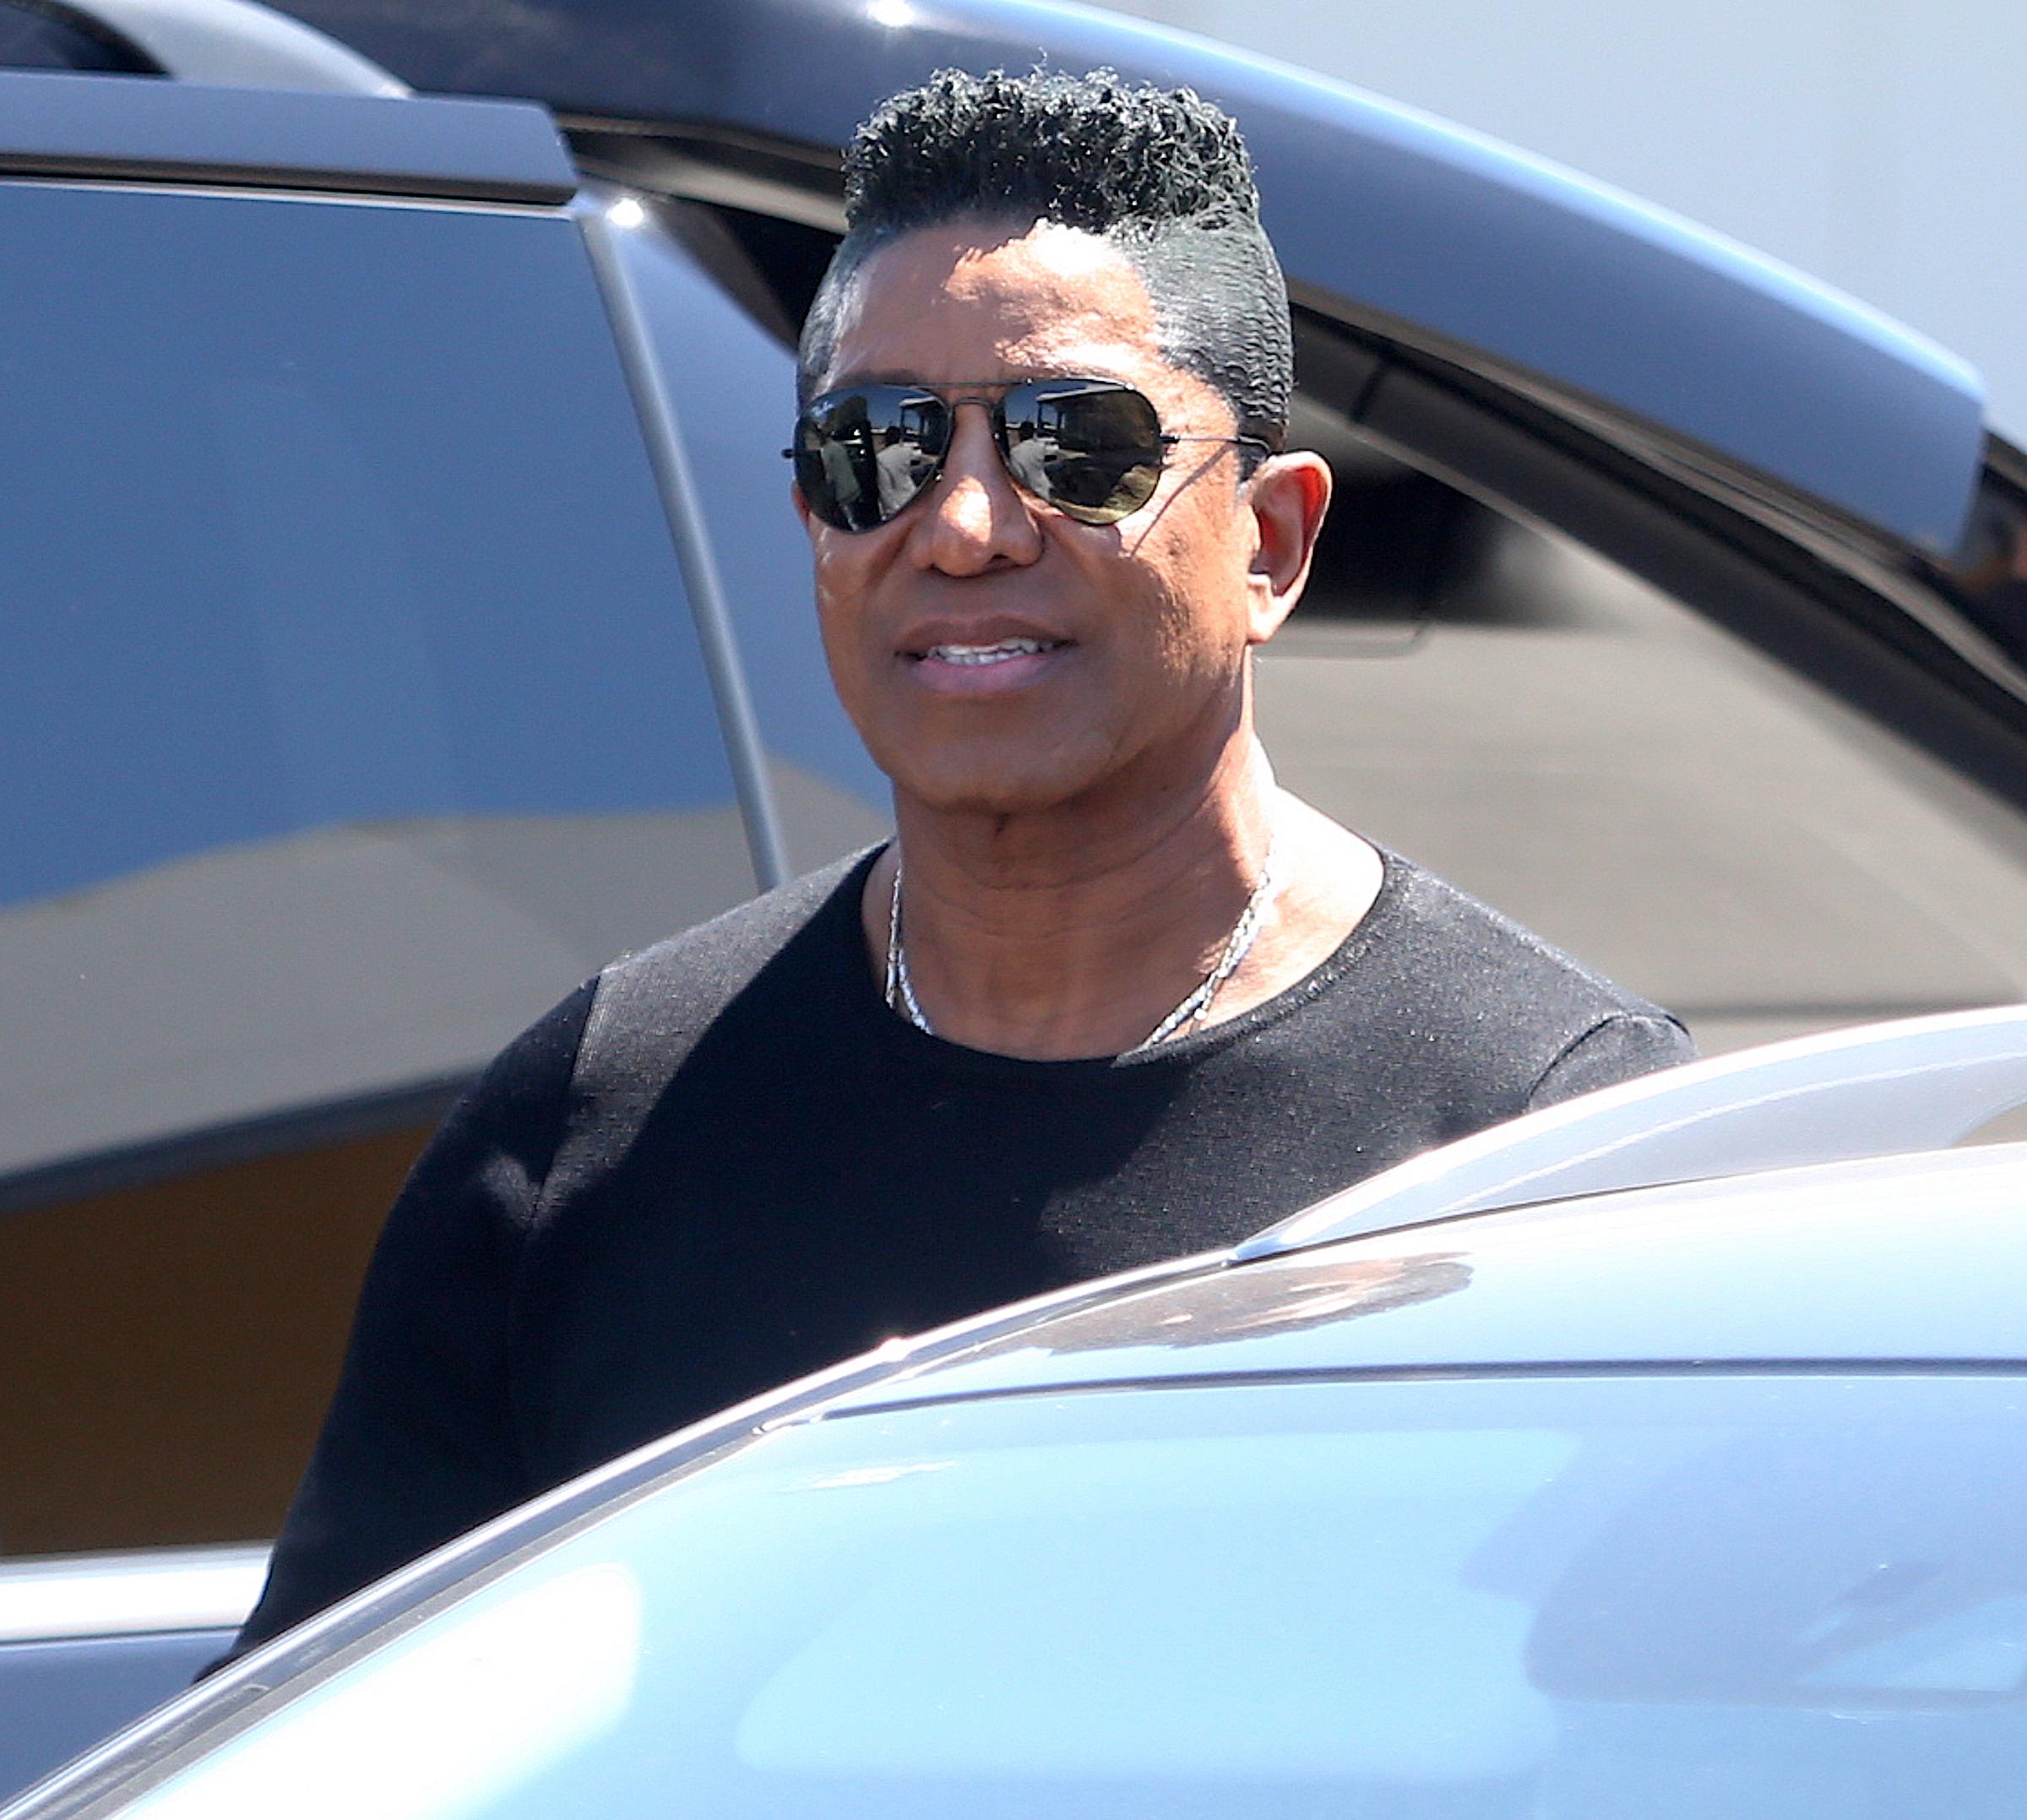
<box><xmin>925</xmin><ymin>638</ymin><xmax>1056</xmax><ymax>666</ymax></box>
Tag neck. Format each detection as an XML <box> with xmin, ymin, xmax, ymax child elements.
<box><xmin>878</xmin><ymin>735</ymin><xmax>1281</xmax><ymax>1060</ymax></box>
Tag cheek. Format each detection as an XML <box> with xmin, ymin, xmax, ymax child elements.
<box><xmin>810</xmin><ymin>540</ymin><xmax>882</xmax><ymax>643</ymax></box>
<box><xmin>810</xmin><ymin>558</ymin><xmax>878</xmax><ymax>703</ymax></box>
<box><xmin>1133</xmin><ymin>519</ymin><xmax>1255</xmax><ymax>667</ymax></box>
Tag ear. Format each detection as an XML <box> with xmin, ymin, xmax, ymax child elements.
<box><xmin>1242</xmin><ymin>451</ymin><xmax>1332</xmax><ymax>644</ymax></box>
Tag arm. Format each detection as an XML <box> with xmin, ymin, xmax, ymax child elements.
<box><xmin>227</xmin><ymin>981</ymin><xmax>595</xmax><ymax>1656</ymax></box>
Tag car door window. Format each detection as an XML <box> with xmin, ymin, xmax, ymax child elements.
<box><xmin>611</xmin><ymin>198</ymin><xmax>891</xmax><ymax>872</ymax></box>
<box><xmin>1</xmin><ymin>177</ymin><xmax>752</xmax><ymax>1551</ymax></box>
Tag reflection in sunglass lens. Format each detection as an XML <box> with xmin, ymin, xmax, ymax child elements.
<box><xmin>794</xmin><ymin>387</ymin><xmax>949</xmax><ymax>532</ymax></box>
<box><xmin>1021</xmin><ymin>383</ymin><xmax>1164</xmax><ymax>524</ymax></box>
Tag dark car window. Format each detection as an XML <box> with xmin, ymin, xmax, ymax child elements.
<box><xmin>1261</xmin><ymin>377</ymin><xmax>2027</xmax><ymax>1057</ymax></box>
<box><xmin>131</xmin><ymin>1372</ymin><xmax>2027</xmax><ymax>1818</ymax></box>
<box><xmin>611</xmin><ymin>199</ymin><xmax>891</xmax><ymax>872</ymax></box>
<box><xmin>0</xmin><ymin>178</ymin><xmax>753</xmax><ymax>1551</ymax></box>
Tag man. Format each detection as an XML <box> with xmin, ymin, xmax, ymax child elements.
<box><xmin>233</xmin><ymin>68</ymin><xmax>1691</xmax><ymax>1650</ymax></box>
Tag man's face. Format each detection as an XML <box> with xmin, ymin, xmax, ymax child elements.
<box><xmin>797</xmin><ymin>217</ymin><xmax>1308</xmax><ymax>819</ymax></box>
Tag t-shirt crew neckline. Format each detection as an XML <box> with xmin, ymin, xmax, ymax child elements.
<box><xmin>836</xmin><ymin>840</ymin><xmax>1406</xmax><ymax>1078</ymax></box>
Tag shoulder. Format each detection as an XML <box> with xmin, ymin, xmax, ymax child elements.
<box><xmin>1354</xmin><ymin>851</ymin><xmax>1695</xmax><ymax>1109</ymax></box>
<box><xmin>560</xmin><ymin>845</ymin><xmax>881</xmax><ymax>1098</ymax></box>
<box><xmin>438</xmin><ymin>847</ymin><xmax>878</xmax><ymax>1149</ymax></box>
<box><xmin>591</xmin><ymin>846</ymin><xmax>878</xmax><ymax>1028</ymax></box>
<box><xmin>405</xmin><ymin>848</ymin><xmax>882</xmax><ymax>1227</ymax></box>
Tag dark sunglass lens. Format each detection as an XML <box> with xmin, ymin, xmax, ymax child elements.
<box><xmin>795</xmin><ymin>388</ymin><xmax>947</xmax><ymax>531</ymax></box>
<box><xmin>1014</xmin><ymin>383</ymin><xmax>1165</xmax><ymax>524</ymax></box>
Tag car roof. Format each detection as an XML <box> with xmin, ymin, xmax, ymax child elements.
<box><xmin>250</xmin><ymin>0</ymin><xmax>1986</xmax><ymax>553</ymax></box>
<box><xmin>819</xmin><ymin>1141</ymin><xmax>2027</xmax><ymax>1413</ymax></box>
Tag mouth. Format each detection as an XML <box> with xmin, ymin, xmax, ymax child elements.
<box><xmin>899</xmin><ymin>630</ymin><xmax>1073</xmax><ymax>696</ymax></box>
<box><xmin>912</xmin><ymin>637</ymin><xmax>1068</xmax><ymax>667</ymax></box>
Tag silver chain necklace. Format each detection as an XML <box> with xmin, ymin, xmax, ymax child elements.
<box><xmin>883</xmin><ymin>845</ymin><xmax>1279</xmax><ymax>1056</ymax></box>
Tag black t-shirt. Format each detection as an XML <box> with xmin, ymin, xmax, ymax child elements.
<box><xmin>236</xmin><ymin>846</ymin><xmax>1692</xmax><ymax>1649</ymax></box>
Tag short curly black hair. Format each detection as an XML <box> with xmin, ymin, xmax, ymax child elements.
<box><xmin>798</xmin><ymin>68</ymin><xmax>1292</xmax><ymax>452</ymax></box>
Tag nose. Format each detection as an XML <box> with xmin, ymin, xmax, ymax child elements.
<box><xmin>910</xmin><ymin>399</ymin><xmax>1044</xmax><ymax>574</ymax></box>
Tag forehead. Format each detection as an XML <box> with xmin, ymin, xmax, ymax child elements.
<box><xmin>824</xmin><ymin>217</ymin><xmax>1194</xmax><ymax>399</ymax></box>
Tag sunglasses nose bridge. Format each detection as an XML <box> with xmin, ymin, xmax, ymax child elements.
<box><xmin>945</xmin><ymin>394</ymin><xmax>1008</xmax><ymax>442</ymax></box>
<box><xmin>933</xmin><ymin>394</ymin><xmax>1019</xmax><ymax>488</ymax></box>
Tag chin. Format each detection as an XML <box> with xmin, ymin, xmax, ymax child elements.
<box><xmin>886</xmin><ymin>747</ymin><xmax>1109</xmax><ymax>819</ymax></box>
<box><xmin>900</xmin><ymin>774</ymin><xmax>1080</xmax><ymax>819</ymax></box>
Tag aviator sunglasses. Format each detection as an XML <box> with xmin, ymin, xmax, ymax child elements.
<box><xmin>788</xmin><ymin>376</ymin><xmax>1273</xmax><ymax>532</ymax></box>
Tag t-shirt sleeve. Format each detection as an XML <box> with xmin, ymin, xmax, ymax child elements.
<box><xmin>226</xmin><ymin>981</ymin><xmax>596</xmax><ymax>1658</ymax></box>
<box><xmin>1524</xmin><ymin>1010</ymin><xmax>1698</xmax><ymax>1112</ymax></box>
